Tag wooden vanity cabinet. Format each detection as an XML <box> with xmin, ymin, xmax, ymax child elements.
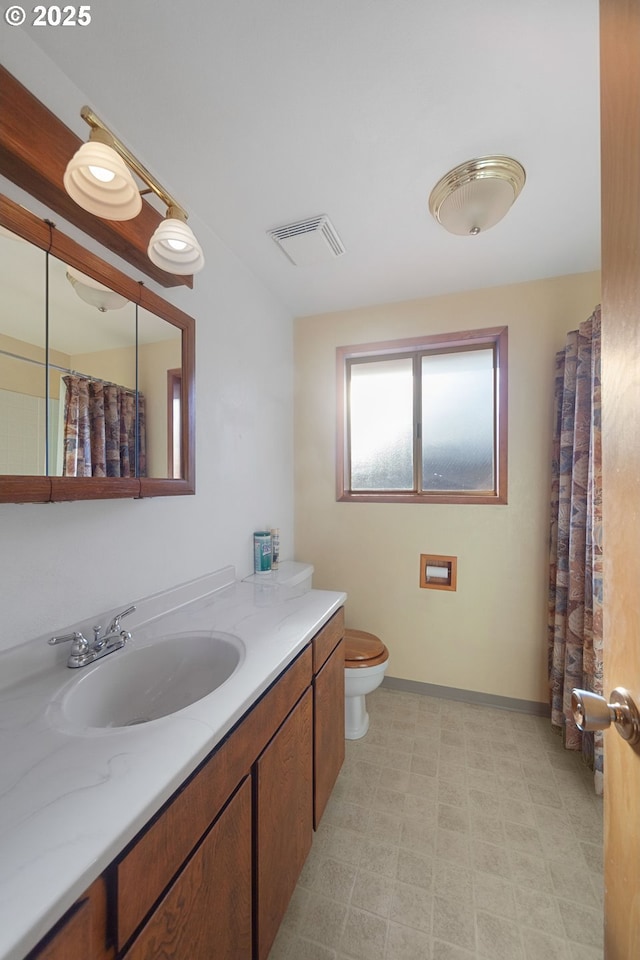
<box><xmin>26</xmin><ymin>608</ymin><xmax>345</xmax><ymax>960</ymax></box>
<box><xmin>312</xmin><ymin>608</ymin><xmax>345</xmax><ymax>828</ymax></box>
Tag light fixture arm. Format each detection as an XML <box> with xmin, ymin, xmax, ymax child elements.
<box><xmin>80</xmin><ymin>105</ymin><xmax>189</xmax><ymax>222</ymax></box>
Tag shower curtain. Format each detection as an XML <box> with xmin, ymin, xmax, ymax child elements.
<box><xmin>62</xmin><ymin>375</ymin><xmax>146</xmax><ymax>478</ymax></box>
<box><xmin>548</xmin><ymin>306</ymin><xmax>603</xmax><ymax>794</ymax></box>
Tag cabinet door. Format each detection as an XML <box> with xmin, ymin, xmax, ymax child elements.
<box><xmin>314</xmin><ymin>636</ymin><xmax>345</xmax><ymax>828</ymax></box>
<box><xmin>28</xmin><ymin>877</ymin><xmax>112</xmax><ymax>960</ymax></box>
<box><xmin>123</xmin><ymin>777</ymin><xmax>252</xmax><ymax>960</ymax></box>
<box><xmin>255</xmin><ymin>689</ymin><xmax>313</xmax><ymax>960</ymax></box>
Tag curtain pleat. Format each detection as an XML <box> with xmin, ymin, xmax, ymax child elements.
<box><xmin>548</xmin><ymin>306</ymin><xmax>603</xmax><ymax>793</ymax></box>
<box><xmin>89</xmin><ymin>381</ymin><xmax>106</xmax><ymax>477</ymax></box>
<box><xmin>62</xmin><ymin>376</ymin><xmax>146</xmax><ymax>480</ymax></box>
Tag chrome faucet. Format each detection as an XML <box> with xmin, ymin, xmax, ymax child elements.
<box><xmin>49</xmin><ymin>604</ymin><xmax>136</xmax><ymax>668</ymax></box>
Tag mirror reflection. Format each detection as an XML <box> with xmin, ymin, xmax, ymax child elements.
<box><xmin>0</xmin><ymin>226</ymin><xmax>47</xmax><ymax>476</ymax></box>
<box><xmin>0</xmin><ymin>228</ymin><xmax>183</xmax><ymax>480</ymax></box>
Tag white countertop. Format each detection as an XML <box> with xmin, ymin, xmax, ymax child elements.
<box><xmin>0</xmin><ymin>565</ymin><xmax>346</xmax><ymax>960</ymax></box>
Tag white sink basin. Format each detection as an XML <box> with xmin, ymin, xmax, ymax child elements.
<box><xmin>59</xmin><ymin>632</ymin><xmax>244</xmax><ymax>728</ymax></box>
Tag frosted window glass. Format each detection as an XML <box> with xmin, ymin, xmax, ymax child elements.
<box><xmin>349</xmin><ymin>357</ymin><xmax>413</xmax><ymax>490</ymax></box>
<box><xmin>421</xmin><ymin>349</ymin><xmax>494</xmax><ymax>491</ymax></box>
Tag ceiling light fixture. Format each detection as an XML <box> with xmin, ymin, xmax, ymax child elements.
<box><xmin>63</xmin><ymin>106</ymin><xmax>204</xmax><ymax>275</ymax></box>
<box><xmin>66</xmin><ymin>267</ymin><xmax>129</xmax><ymax>312</ymax></box>
<box><xmin>428</xmin><ymin>156</ymin><xmax>526</xmax><ymax>236</ymax></box>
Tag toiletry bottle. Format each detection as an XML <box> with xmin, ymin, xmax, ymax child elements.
<box><xmin>253</xmin><ymin>531</ymin><xmax>272</xmax><ymax>573</ymax></box>
<box><xmin>271</xmin><ymin>528</ymin><xmax>280</xmax><ymax>569</ymax></box>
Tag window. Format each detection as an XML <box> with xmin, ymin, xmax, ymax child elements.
<box><xmin>336</xmin><ymin>327</ymin><xmax>507</xmax><ymax>504</ymax></box>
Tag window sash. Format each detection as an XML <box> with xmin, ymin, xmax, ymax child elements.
<box><xmin>336</xmin><ymin>327</ymin><xmax>507</xmax><ymax>505</ymax></box>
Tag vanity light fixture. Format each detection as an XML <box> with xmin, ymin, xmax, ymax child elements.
<box><xmin>63</xmin><ymin>128</ymin><xmax>142</xmax><ymax>220</ymax></box>
<box><xmin>66</xmin><ymin>267</ymin><xmax>129</xmax><ymax>312</ymax></box>
<box><xmin>63</xmin><ymin>106</ymin><xmax>204</xmax><ymax>275</ymax></box>
<box><xmin>428</xmin><ymin>155</ymin><xmax>526</xmax><ymax>236</ymax></box>
<box><xmin>148</xmin><ymin>205</ymin><xmax>205</xmax><ymax>276</ymax></box>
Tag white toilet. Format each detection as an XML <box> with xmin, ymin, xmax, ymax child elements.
<box><xmin>244</xmin><ymin>563</ymin><xmax>389</xmax><ymax>740</ymax></box>
<box><xmin>344</xmin><ymin>628</ymin><xmax>389</xmax><ymax>740</ymax></box>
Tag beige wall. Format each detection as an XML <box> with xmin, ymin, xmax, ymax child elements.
<box><xmin>0</xmin><ymin>333</ymin><xmax>69</xmax><ymax>399</ymax></box>
<box><xmin>294</xmin><ymin>271</ymin><xmax>601</xmax><ymax>704</ymax></box>
<box><xmin>138</xmin><ymin>338</ymin><xmax>182</xmax><ymax>478</ymax></box>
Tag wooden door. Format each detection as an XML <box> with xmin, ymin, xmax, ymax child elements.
<box><xmin>600</xmin><ymin>1</ymin><xmax>640</xmax><ymax>955</ymax></box>
<box><xmin>255</xmin><ymin>689</ymin><xmax>313</xmax><ymax>960</ymax></box>
<box><xmin>314</xmin><ymin>636</ymin><xmax>345</xmax><ymax>828</ymax></box>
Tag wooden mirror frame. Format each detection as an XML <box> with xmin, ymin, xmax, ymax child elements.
<box><xmin>0</xmin><ymin>194</ymin><xmax>196</xmax><ymax>503</ymax></box>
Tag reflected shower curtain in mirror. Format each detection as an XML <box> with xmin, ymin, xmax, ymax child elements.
<box><xmin>548</xmin><ymin>306</ymin><xmax>603</xmax><ymax>794</ymax></box>
<box><xmin>62</xmin><ymin>376</ymin><xmax>147</xmax><ymax>478</ymax></box>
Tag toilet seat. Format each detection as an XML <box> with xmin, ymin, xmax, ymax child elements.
<box><xmin>344</xmin><ymin>628</ymin><xmax>389</xmax><ymax>668</ymax></box>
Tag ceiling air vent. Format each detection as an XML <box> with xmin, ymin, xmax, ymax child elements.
<box><xmin>267</xmin><ymin>215</ymin><xmax>345</xmax><ymax>266</ymax></box>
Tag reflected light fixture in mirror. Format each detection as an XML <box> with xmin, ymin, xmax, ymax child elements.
<box><xmin>63</xmin><ymin>106</ymin><xmax>204</xmax><ymax>275</ymax></box>
<box><xmin>66</xmin><ymin>266</ymin><xmax>130</xmax><ymax>312</ymax></box>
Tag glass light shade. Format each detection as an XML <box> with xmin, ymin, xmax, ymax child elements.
<box><xmin>64</xmin><ymin>141</ymin><xmax>142</xmax><ymax>220</ymax></box>
<box><xmin>66</xmin><ymin>268</ymin><xmax>129</xmax><ymax>312</ymax></box>
<box><xmin>429</xmin><ymin>156</ymin><xmax>525</xmax><ymax>236</ymax></box>
<box><xmin>147</xmin><ymin>218</ymin><xmax>205</xmax><ymax>274</ymax></box>
<box><xmin>435</xmin><ymin>177</ymin><xmax>517</xmax><ymax>235</ymax></box>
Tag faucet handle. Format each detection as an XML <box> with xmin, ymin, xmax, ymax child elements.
<box><xmin>106</xmin><ymin>605</ymin><xmax>136</xmax><ymax>635</ymax></box>
<box><xmin>49</xmin><ymin>631</ymin><xmax>90</xmax><ymax>658</ymax></box>
<box><xmin>49</xmin><ymin>631</ymin><xmax>85</xmax><ymax>646</ymax></box>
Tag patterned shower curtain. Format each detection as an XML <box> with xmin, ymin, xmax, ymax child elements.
<box><xmin>62</xmin><ymin>376</ymin><xmax>147</xmax><ymax>478</ymax></box>
<box><xmin>548</xmin><ymin>306</ymin><xmax>603</xmax><ymax>794</ymax></box>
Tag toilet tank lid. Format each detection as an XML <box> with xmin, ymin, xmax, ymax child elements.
<box><xmin>274</xmin><ymin>561</ymin><xmax>314</xmax><ymax>586</ymax></box>
<box><xmin>242</xmin><ymin>561</ymin><xmax>314</xmax><ymax>587</ymax></box>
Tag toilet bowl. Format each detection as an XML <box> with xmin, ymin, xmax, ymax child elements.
<box><xmin>344</xmin><ymin>628</ymin><xmax>389</xmax><ymax>740</ymax></box>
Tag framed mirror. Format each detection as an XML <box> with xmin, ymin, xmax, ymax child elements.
<box><xmin>0</xmin><ymin>194</ymin><xmax>195</xmax><ymax>503</ymax></box>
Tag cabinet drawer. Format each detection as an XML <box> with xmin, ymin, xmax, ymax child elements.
<box><xmin>312</xmin><ymin>608</ymin><xmax>344</xmax><ymax>674</ymax></box>
<box><xmin>116</xmin><ymin>644</ymin><xmax>312</xmax><ymax>948</ymax></box>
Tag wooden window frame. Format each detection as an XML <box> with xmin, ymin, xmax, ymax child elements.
<box><xmin>336</xmin><ymin>326</ymin><xmax>508</xmax><ymax>505</ymax></box>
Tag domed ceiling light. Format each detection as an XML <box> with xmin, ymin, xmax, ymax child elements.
<box><xmin>63</xmin><ymin>106</ymin><xmax>204</xmax><ymax>275</ymax></box>
<box><xmin>66</xmin><ymin>267</ymin><xmax>129</xmax><ymax>312</ymax></box>
<box><xmin>429</xmin><ymin>156</ymin><xmax>526</xmax><ymax>236</ymax></box>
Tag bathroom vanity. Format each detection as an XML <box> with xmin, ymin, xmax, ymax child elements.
<box><xmin>0</xmin><ymin>566</ymin><xmax>345</xmax><ymax>960</ymax></box>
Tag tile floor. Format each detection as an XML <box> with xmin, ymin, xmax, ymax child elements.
<box><xmin>268</xmin><ymin>686</ymin><xmax>604</xmax><ymax>960</ymax></box>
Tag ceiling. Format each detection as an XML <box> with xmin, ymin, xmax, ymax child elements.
<box><xmin>26</xmin><ymin>0</ymin><xmax>601</xmax><ymax>317</ymax></box>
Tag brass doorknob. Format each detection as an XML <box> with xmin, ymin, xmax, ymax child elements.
<box><xmin>571</xmin><ymin>688</ymin><xmax>640</xmax><ymax>745</ymax></box>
